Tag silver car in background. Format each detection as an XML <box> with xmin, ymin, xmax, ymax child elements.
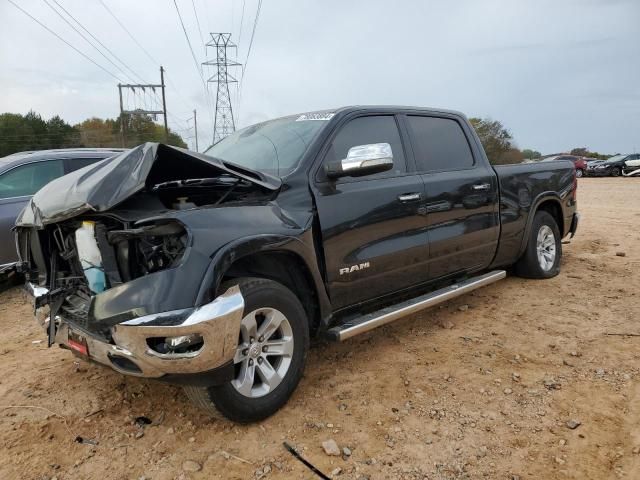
<box><xmin>0</xmin><ymin>148</ymin><xmax>125</xmax><ymax>276</ymax></box>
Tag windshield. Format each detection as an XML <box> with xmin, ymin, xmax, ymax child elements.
<box><xmin>204</xmin><ymin>113</ymin><xmax>332</xmax><ymax>177</ymax></box>
<box><xmin>605</xmin><ymin>154</ymin><xmax>626</xmax><ymax>164</ymax></box>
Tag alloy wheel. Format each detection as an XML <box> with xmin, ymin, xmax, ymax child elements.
<box><xmin>231</xmin><ymin>308</ymin><xmax>294</xmax><ymax>398</ymax></box>
<box><xmin>536</xmin><ymin>225</ymin><xmax>556</xmax><ymax>271</ymax></box>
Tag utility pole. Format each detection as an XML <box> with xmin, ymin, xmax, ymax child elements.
<box><xmin>203</xmin><ymin>33</ymin><xmax>241</xmax><ymax>145</ymax></box>
<box><xmin>160</xmin><ymin>66</ymin><xmax>168</xmax><ymax>142</ymax></box>
<box><xmin>118</xmin><ymin>83</ymin><xmax>125</xmax><ymax>147</ymax></box>
<box><xmin>193</xmin><ymin>109</ymin><xmax>198</xmax><ymax>152</ymax></box>
<box><xmin>117</xmin><ymin>66</ymin><xmax>169</xmax><ymax>146</ymax></box>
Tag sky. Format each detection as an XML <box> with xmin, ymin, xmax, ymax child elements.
<box><xmin>0</xmin><ymin>0</ymin><xmax>638</xmax><ymax>154</ymax></box>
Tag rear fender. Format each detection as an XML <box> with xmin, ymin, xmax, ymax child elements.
<box><xmin>518</xmin><ymin>193</ymin><xmax>564</xmax><ymax>257</ymax></box>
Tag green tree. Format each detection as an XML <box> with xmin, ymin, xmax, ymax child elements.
<box><xmin>522</xmin><ymin>148</ymin><xmax>542</xmax><ymax>159</ymax></box>
<box><xmin>469</xmin><ymin>117</ymin><xmax>521</xmax><ymax>165</ymax></box>
<box><xmin>570</xmin><ymin>147</ymin><xmax>589</xmax><ymax>157</ymax></box>
<box><xmin>46</xmin><ymin>115</ymin><xmax>80</xmax><ymax>149</ymax></box>
<box><xmin>1</xmin><ymin>111</ymin><xmax>188</xmax><ymax>156</ymax></box>
<box><xmin>0</xmin><ymin>112</ymin><xmax>34</xmax><ymax>157</ymax></box>
<box><xmin>114</xmin><ymin>112</ymin><xmax>187</xmax><ymax>148</ymax></box>
<box><xmin>76</xmin><ymin>117</ymin><xmax>118</xmax><ymax>147</ymax></box>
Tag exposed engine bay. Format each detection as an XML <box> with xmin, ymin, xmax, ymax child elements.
<box><xmin>151</xmin><ymin>174</ymin><xmax>272</xmax><ymax>209</ymax></box>
<box><xmin>15</xmin><ymin>143</ymin><xmax>281</xmax><ymax>339</ymax></box>
<box><xmin>20</xmin><ymin>215</ymin><xmax>188</xmax><ymax>333</ymax></box>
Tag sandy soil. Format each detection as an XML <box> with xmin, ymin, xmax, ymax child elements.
<box><xmin>1</xmin><ymin>177</ymin><xmax>639</xmax><ymax>480</ymax></box>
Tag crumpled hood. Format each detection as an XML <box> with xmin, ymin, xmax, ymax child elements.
<box><xmin>16</xmin><ymin>143</ymin><xmax>281</xmax><ymax>227</ymax></box>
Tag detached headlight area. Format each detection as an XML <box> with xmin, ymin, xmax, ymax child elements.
<box><xmin>107</xmin><ymin>220</ymin><xmax>188</xmax><ymax>281</ymax></box>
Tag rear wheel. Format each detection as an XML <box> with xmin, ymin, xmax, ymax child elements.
<box><xmin>576</xmin><ymin>169</ymin><xmax>583</xmax><ymax>178</ymax></box>
<box><xmin>514</xmin><ymin>211</ymin><xmax>562</xmax><ymax>279</ymax></box>
<box><xmin>611</xmin><ymin>167</ymin><xmax>621</xmax><ymax>177</ymax></box>
<box><xmin>184</xmin><ymin>277</ymin><xmax>309</xmax><ymax>423</ymax></box>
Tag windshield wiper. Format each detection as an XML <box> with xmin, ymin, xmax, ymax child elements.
<box><xmin>152</xmin><ymin>176</ymin><xmax>242</xmax><ymax>190</ymax></box>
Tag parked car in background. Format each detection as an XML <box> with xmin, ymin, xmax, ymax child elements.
<box><xmin>542</xmin><ymin>155</ymin><xmax>586</xmax><ymax>177</ymax></box>
<box><xmin>585</xmin><ymin>159</ymin><xmax>605</xmax><ymax>176</ymax></box>
<box><xmin>623</xmin><ymin>154</ymin><xmax>640</xmax><ymax>176</ymax></box>
<box><xmin>589</xmin><ymin>154</ymin><xmax>635</xmax><ymax>177</ymax></box>
<box><xmin>0</xmin><ymin>148</ymin><xmax>125</xmax><ymax>276</ymax></box>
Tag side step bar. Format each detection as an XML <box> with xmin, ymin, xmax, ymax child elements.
<box><xmin>327</xmin><ymin>270</ymin><xmax>507</xmax><ymax>342</ymax></box>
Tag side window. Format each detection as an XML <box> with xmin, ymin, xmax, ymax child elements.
<box><xmin>407</xmin><ymin>116</ymin><xmax>474</xmax><ymax>172</ymax></box>
<box><xmin>67</xmin><ymin>157</ymin><xmax>103</xmax><ymax>173</ymax></box>
<box><xmin>0</xmin><ymin>160</ymin><xmax>65</xmax><ymax>199</ymax></box>
<box><xmin>322</xmin><ymin>116</ymin><xmax>406</xmax><ymax>180</ymax></box>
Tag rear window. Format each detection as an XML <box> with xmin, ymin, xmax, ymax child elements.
<box><xmin>0</xmin><ymin>160</ymin><xmax>64</xmax><ymax>199</ymax></box>
<box><xmin>67</xmin><ymin>157</ymin><xmax>105</xmax><ymax>172</ymax></box>
<box><xmin>406</xmin><ymin>116</ymin><xmax>474</xmax><ymax>172</ymax></box>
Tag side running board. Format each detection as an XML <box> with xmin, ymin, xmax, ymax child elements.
<box><xmin>327</xmin><ymin>270</ymin><xmax>506</xmax><ymax>342</ymax></box>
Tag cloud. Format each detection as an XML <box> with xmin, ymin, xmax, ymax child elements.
<box><xmin>1</xmin><ymin>0</ymin><xmax>638</xmax><ymax>154</ymax></box>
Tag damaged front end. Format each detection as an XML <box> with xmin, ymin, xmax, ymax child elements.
<box><xmin>15</xmin><ymin>143</ymin><xmax>286</xmax><ymax>384</ymax></box>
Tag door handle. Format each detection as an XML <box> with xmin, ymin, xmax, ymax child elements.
<box><xmin>397</xmin><ymin>192</ymin><xmax>421</xmax><ymax>202</ymax></box>
<box><xmin>472</xmin><ymin>183</ymin><xmax>491</xmax><ymax>191</ymax></box>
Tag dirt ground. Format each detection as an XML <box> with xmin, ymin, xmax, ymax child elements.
<box><xmin>1</xmin><ymin>177</ymin><xmax>639</xmax><ymax>480</ymax></box>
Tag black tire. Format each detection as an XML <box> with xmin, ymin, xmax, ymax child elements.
<box><xmin>576</xmin><ymin>169</ymin><xmax>583</xmax><ymax>178</ymax></box>
<box><xmin>514</xmin><ymin>211</ymin><xmax>562</xmax><ymax>279</ymax></box>
<box><xmin>611</xmin><ymin>167</ymin><xmax>621</xmax><ymax>177</ymax></box>
<box><xmin>184</xmin><ymin>277</ymin><xmax>309</xmax><ymax>423</ymax></box>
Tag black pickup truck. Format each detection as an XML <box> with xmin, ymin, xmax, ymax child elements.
<box><xmin>16</xmin><ymin>106</ymin><xmax>579</xmax><ymax>422</ymax></box>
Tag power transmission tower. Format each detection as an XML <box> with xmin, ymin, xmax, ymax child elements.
<box><xmin>203</xmin><ymin>33</ymin><xmax>241</xmax><ymax>145</ymax></box>
<box><xmin>117</xmin><ymin>66</ymin><xmax>168</xmax><ymax>146</ymax></box>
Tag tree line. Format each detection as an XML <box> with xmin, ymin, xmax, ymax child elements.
<box><xmin>0</xmin><ymin>110</ymin><xmax>187</xmax><ymax>157</ymax></box>
<box><xmin>0</xmin><ymin>110</ymin><xmax>615</xmax><ymax>164</ymax></box>
<box><xmin>469</xmin><ymin>117</ymin><xmax>614</xmax><ymax>164</ymax></box>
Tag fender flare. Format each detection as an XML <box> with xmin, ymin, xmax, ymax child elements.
<box><xmin>194</xmin><ymin>233</ymin><xmax>332</xmax><ymax>322</ymax></box>
<box><xmin>517</xmin><ymin>192</ymin><xmax>564</xmax><ymax>258</ymax></box>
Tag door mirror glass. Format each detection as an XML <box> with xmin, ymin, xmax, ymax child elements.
<box><xmin>326</xmin><ymin>143</ymin><xmax>394</xmax><ymax>179</ymax></box>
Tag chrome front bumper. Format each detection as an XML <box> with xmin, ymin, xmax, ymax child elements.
<box><xmin>27</xmin><ymin>283</ymin><xmax>244</xmax><ymax>379</ymax></box>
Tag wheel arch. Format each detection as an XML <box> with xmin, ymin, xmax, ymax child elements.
<box><xmin>518</xmin><ymin>194</ymin><xmax>565</xmax><ymax>257</ymax></box>
<box><xmin>195</xmin><ymin>235</ymin><xmax>330</xmax><ymax>336</ymax></box>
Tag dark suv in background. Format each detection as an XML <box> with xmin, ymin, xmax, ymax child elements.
<box><xmin>0</xmin><ymin>148</ymin><xmax>125</xmax><ymax>277</ymax></box>
<box><xmin>589</xmin><ymin>154</ymin><xmax>638</xmax><ymax>177</ymax></box>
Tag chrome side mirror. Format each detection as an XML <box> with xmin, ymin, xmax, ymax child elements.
<box><xmin>326</xmin><ymin>143</ymin><xmax>394</xmax><ymax>179</ymax></box>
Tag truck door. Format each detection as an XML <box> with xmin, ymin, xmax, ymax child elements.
<box><xmin>404</xmin><ymin>114</ymin><xmax>499</xmax><ymax>279</ymax></box>
<box><xmin>311</xmin><ymin>114</ymin><xmax>429</xmax><ymax>310</ymax></box>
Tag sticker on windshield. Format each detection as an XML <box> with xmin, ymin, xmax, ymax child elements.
<box><xmin>296</xmin><ymin>112</ymin><xmax>335</xmax><ymax>122</ymax></box>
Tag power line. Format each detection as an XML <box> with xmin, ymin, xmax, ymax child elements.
<box><xmin>242</xmin><ymin>0</ymin><xmax>263</xmax><ymax>85</ymax></box>
<box><xmin>236</xmin><ymin>0</ymin><xmax>262</xmax><ymax>125</ymax></box>
<box><xmin>173</xmin><ymin>0</ymin><xmax>205</xmax><ymax>85</ymax></box>
<box><xmin>237</xmin><ymin>0</ymin><xmax>246</xmax><ymax>48</ymax></box>
<box><xmin>172</xmin><ymin>0</ymin><xmax>215</xmax><ymax>142</ymax></box>
<box><xmin>50</xmin><ymin>0</ymin><xmax>149</xmax><ymax>84</ymax></box>
<box><xmin>6</xmin><ymin>0</ymin><xmax>121</xmax><ymax>82</ymax></box>
<box><xmin>97</xmin><ymin>1</ymin><xmax>195</xmax><ymax>119</ymax></box>
<box><xmin>98</xmin><ymin>0</ymin><xmax>160</xmax><ymax>68</ymax></box>
<box><xmin>42</xmin><ymin>0</ymin><xmax>132</xmax><ymax>83</ymax></box>
<box><xmin>191</xmin><ymin>0</ymin><xmax>206</xmax><ymax>54</ymax></box>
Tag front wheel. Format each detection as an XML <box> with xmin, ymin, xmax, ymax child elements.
<box><xmin>576</xmin><ymin>169</ymin><xmax>583</xmax><ymax>178</ymax></box>
<box><xmin>514</xmin><ymin>211</ymin><xmax>562</xmax><ymax>279</ymax></box>
<box><xmin>184</xmin><ymin>277</ymin><xmax>309</xmax><ymax>423</ymax></box>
